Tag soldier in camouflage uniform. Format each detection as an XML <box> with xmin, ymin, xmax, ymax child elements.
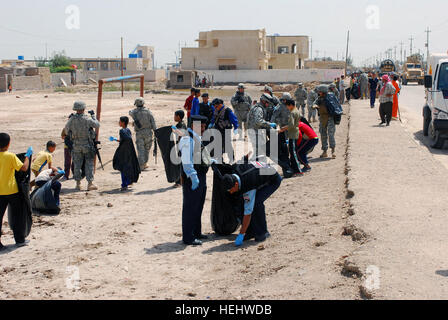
<box><xmin>307</xmin><ymin>87</ymin><xmax>318</xmax><ymax>123</ymax></box>
<box><xmin>64</xmin><ymin>101</ymin><xmax>100</xmax><ymax>191</ymax></box>
<box><xmin>231</xmin><ymin>83</ymin><xmax>252</xmax><ymax>139</ymax></box>
<box><xmin>264</xmin><ymin>86</ymin><xmax>279</xmax><ymax>122</ymax></box>
<box><xmin>329</xmin><ymin>83</ymin><xmax>340</xmax><ymax>103</ymax></box>
<box><xmin>294</xmin><ymin>83</ymin><xmax>308</xmax><ymax>117</ymax></box>
<box><xmin>314</xmin><ymin>85</ymin><xmax>337</xmax><ymax>159</ymax></box>
<box><xmin>271</xmin><ymin>93</ymin><xmax>294</xmax><ymax>178</ymax></box>
<box><xmin>129</xmin><ymin>98</ymin><xmax>157</xmax><ymax>170</ymax></box>
<box><xmin>247</xmin><ymin>93</ymin><xmax>277</xmax><ymax>160</ymax></box>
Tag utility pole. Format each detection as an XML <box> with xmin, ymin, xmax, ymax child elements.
<box><xmin>45</xmin><ymin>43</ymin><xmax>48</xmax><ymax>63</ymax></box>
<box><xmin>394</xmin><ymin>46</ymin><xmax>397</xmax><ymax>61</ymax></box>
<box><xmin>345</xmin><ymin>30</ymin><xmax>350</xmax><ymax>75</ymax></box>
<box><xmin>121</xmin><ymin>37</ymin><xmax>124</xmax><ymax>97</ymax></box>
<box><xmin>399</xmin><ymin>41</ymin><xmax>404</xmax><ymax>65</ymax></box>
<box><xmin>409</xmin><ymin>35</ymin><xmax>414</xmax><ymax>56</ymax></box>
<box><xmin>310</xmin><ymin>37</ymin><xmax>313</xmax><ymax>60</ymax></box>
<box><xmin>425</xmin><ymin>27</ymin><xmax>431</xmax><ymax>72</ymax></box>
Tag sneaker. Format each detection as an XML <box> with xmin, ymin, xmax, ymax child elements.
<box><xmin>302</xmin><ymin>166</ymin><xmax>311</xmax><ymax>173</ymax></box>
<box><xmin>87</xmin><ymin>182</ymin><xmax>98</xmax><ymax>191</ymax></box>
<box><xmin>120</xmin><ymin>187</ymin><xmax>129</xmax><ymax>192</ymax></box>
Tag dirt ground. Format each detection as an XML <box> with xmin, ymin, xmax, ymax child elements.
<box><xmin>0</xmin><ymin>86</ymin><xmax>361</xmax><ymax>300</ymax></box>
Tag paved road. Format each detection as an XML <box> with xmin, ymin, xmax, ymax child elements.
<box><xmin>399</xmin><ymin>83</ymin><xmax>426</xmax><ymax>116</ymax></box>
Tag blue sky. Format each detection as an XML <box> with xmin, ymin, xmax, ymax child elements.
<box><xmin>0</xmin><ymin>0</ymin><xmax>447</xmax><ymax>66</ymax></box>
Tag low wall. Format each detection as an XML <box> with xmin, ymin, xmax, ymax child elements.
<box><xmin>11</xmin><ymin>75</ymin><xmax>43</xmax><ymax>91</ymax></box>
<box><xmin>202</xmin><ymin>69</ymin><xmax>345</xmax><ymax>84</ymax></box>
<box><xmin>75</xmin><ymin>70</ymin><xmax>166</xmax><ymax>83</ymax></box>
<box><xmin>51</xmin><ymin>73</ymin><xmax>72</xmax><ymax>87</ymax></box>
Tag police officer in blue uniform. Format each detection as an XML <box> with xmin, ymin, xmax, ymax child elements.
<box><xmin>221</xmin><ymin>161</ymin><xmax>282</xmax><ymax>246</ymax></box>
<box><xmin>178</xmin><ymin>115</ymin><xmax>210</xmax><ymax>246</ymax></box>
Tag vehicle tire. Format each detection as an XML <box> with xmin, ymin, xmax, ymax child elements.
<box><xmin>423</xmin><ymin>107</ymin><xmax>431</xmax><ymax>136</ymax></box>
<box><xmin>430</xmin><ymin>123</ymin><xmax>445</xmax><ymax>149</ymax></box>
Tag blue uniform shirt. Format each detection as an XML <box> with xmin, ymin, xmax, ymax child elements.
<box><xmin>234</xmin><ymin>174</ymin><xmax>256</xmax><ymax>216</ymax></box>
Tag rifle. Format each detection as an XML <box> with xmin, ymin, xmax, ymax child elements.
<box><xmin>87</xmin><ymin>111</ymin><xmax>104</xmax><ymax>170</ymax></box>
<box><xmin>153</xmin><ymin>138</ymin><xmax>158</xmax><ymax>165</ymax></box>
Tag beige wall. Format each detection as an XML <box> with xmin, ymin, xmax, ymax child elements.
<box><xmin>182</xmin><ymin>30</ymin><xmax>269</xmax><ymax>70</ymax></box>
<box><xmin>305</xmin><ymin>60</ymin><xmax>346</xmax><ymax>70</ymax></box>
<box><xmin>266</xmin><ymin>36</ymin><xmax>309</xmax><ymax>69</ymax></box>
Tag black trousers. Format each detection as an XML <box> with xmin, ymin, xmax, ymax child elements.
<box><xmin>0</xmin><ymin>193</ymin><xmax>24</xmax><ymax>243</ymax></box>
<box><xmin>272</xmin><ymin>131</ymin><xmax>292</xmax><ymax>175</ymax></box>
<box><xmin>246</xmin><ymin>173</ymin><xmax>282</xmax><ymax>239</ymax></box>
<box><xmin>182</xmin><ymin>171</ymin><xmax>207</xmax><ymax>244</ymax></box>
<box><xmin>379</xmin><ymin>102</ymin><xmax>393</xmax><ymax>124</ymax></box>
<box><xmin>288</xmin><ymin>138</ymin><xmax>302</xmax><ymax>173</ymax></box>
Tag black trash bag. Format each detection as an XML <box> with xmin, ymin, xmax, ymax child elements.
<box><xmin>210</xmin><ymin>164</ymin><xmax>243</xmax><ymax>236</ymax></box>
<box><xmin>351</xmin><ymin>83</ymin><xmax>360</xmax><ymax>99</ymax></box>
<box><xmin>155</xmin><ymin>126</ymin><xmax>181</xmax><ymax>183</ymax></box>
<box><xmin>30</xmin><ymin>176</ymin><xmax>62</xmax><ymax>216</ymax></box>
<box><xmin>8</xmin><ymin>153</ymin><xmax>32</xmax><ymax>239</ymax></box>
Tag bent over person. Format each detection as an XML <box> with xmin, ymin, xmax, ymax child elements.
<box><xmin>64</xmin><ymin>101</ymin><xmax>100</xmax><ymax>191</ymax></box>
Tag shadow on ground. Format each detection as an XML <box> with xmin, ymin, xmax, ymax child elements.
<box><xmin>413</xmin><ymin>130</ymin><xmax>448</xmax><ymax>154</ymax></box>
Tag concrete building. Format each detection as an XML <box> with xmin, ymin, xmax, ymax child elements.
<box><xmin>181</xmin><ymin>29</ymin><xmax>309</xmax><ymax>71</ymax></box>
<box><xmin>71</xmin><ymin>45</ymin><xmax>155</xmax><ymax>72</ymax></box>
<box><xmin>266</xmin><ymin>35</ymin><xmax>309</xmax><ymax>70</ymax></box>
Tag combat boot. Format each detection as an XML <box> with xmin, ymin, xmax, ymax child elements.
<box><xmin>331</xmin><ymin>148</ymin><xmax>336</xmax><ymax>159</ymax></box>
<box><xmin>75</xmin><ymin>181</ymin><xmax>81</xmax><ymax>191</ymax></box>
<box><xmin>87</xmin><ymin>182</ymin><xmax>98</xmax><ymax>191</ymax></box>
<box><xmin>320</xmin><ymin>151</ymin><xmax>328</xmax><ymax>158</ymax></box>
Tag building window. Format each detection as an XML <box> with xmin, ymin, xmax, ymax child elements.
<box><xmin>278</xmin><ymin>46</ymin><xmax>289</xmax><ymax>54</ymax></box>
<box><xmin>219</xmin><ymin>65</ymin><xmax>236</xmax><ymax>70</ymax></box>
<box><xmin>213</xmin><ymin>39</ymin><xmax>219</xmax><ymax>47</ymax></box>
<box><xmin>177</xmin><ymin>75</ymin><xmax>184</xmax><ymax>82</ymax></box>
<box><xmin>101</xmin><ymin>63</ymin><xmax>108</xmax><ymax>70</ymax></box>
<box><xmin>292</xmin><ymin>44</ymin><xmax>297</xmax><ymax>54</ymax></box>
<box><xmin>268</xmin><ymin>65</ymin><xmax>273</xmax><ymax>69</ymax></box>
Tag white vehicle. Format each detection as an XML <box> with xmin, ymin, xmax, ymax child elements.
<box><xmin>423</xmin><ymin>53</ymin><xmax>448</xmax><ymax>148</ymax></box>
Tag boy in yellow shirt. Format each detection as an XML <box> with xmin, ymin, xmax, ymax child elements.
<box><xmin>31</xmin><ymin>141</ymin><xmax>57</xmax><ymax>177</ymax></box>
<box><xmin>0</xmin><ymin>133</ymin><xmax>32</xmax><ymax>249</ymax></box>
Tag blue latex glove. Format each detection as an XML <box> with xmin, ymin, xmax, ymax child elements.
<box><xmin>109</xmin><ymin>136</ymin><xmax>118</xmax><ymax>142</ymax></box>
<box><xmin>191</xmin><ymin>174</ymin><xmax>199</xmax><ymax>191</ymax></box>
<box><xmin>235</xmin><ymin>234</ymin><xmax>245</xmax><ymax>247</ymax></box>
<box><xmin>25</xmin><ymin>146</ymin><xmax>33</xmax><ymax>158</ymax></box>
<box><xmin>233</xmin><ymin>128</ymin><xmax>238</xmax><ymax>136</ymax></box>
<box><xmin>210</xmin><ymin>158</ymin><xmax>218</xmax><ymax>164</ymax></box>
<box><xmin>171</xmin><ymin>125</ymin><xmax>177</xmax><ymax>130</ymax></box>
<box><xmin>57</xmin><ymin>169</ymin><xmax>65</xmax><ymax>175</ymax></box>
<box><xmin>208</xmin><ymin>123</ymin><xmax>213</xmax><ymax>129</ymax></box>
<box><xmin>269</xmin><ymin>123</ymin><xmax>277</xmax><ymax>129</ymax></box>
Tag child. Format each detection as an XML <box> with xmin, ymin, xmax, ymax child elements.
<box><xmin>0</xmin><ymin>133</ymin><xmax>33</xmax><ymax>249</ymax></box>
<box><xmin>110</xmin><ymin>116</ymin><xmax>141</xmax><ymax>192</ymax></box>
<box><xmin>279</xmin><ymin>100</ymin><xmax>303</xmax><ymax>176</ymax></box>
<box><xmin>297</xmin><ymin>121</ymin><xmax>319</xmax><ymax>172</ymax></box>
<box><xmin>31</xmin><ymin>141</ymin><xmax>57</xmax><ymax>178</ymax></box>
<box><xmin>174</xmin><ymin>110</ymin><xmax>187</xmax><ymax>130</ymax></box>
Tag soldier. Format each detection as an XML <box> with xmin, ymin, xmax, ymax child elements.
<box><xmin>307</xmin><ymin>87</ymin><xmax>318</xmax><ymax>123</ymax></box>
<box><xmin>271</xmin><ymin>93</ymin><xmax>293</xmax><ymax>178</ymax></box>
<box><xmin>314</xmin><ymin>85</ymin><xmax>337</xmax><ymax>159</ymax></box>
<box><xmin>294</xmin><ymin>83</ymin><xmax>308</xmax><ymax>117</ymax></box>
<box><xmin>264</xmin><ymin>86</ymin><xmax>279</xmax><ymax>122</ymax></box>
<box><xmin>247</xmin><ymin>93</ymin><xmax>277</xmax><ymax>160</ymax></box>
<box><xmin>359</xmin><ymin>72</ymin><xmax>369</xmax><ymax>100</ymax></box>
<box><xmin>64</xmin><ymin>101</ymin><xmax>100</xmax><ymax>191</ymax></box>
<box><xmin>329</xmin><ymin>83</ymin><xmax>340</xmax><ymax>102</ymax></box>
<box><xmin>129</xmin><ymin>97</ymin><xmax>157</xmax><ymax>170</ymax></box>
<box><xmin>231</xmin><ymin>84</ymin><xmax>252</xmax><ymax>139</ymax></box>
